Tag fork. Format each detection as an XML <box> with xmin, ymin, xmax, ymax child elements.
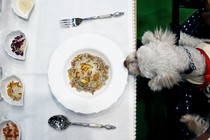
<box><xmin>60</xmin><ymin>12</ymin><xmax>124</xmax><ymax>28</ymax></box>
<box><xmin>0</xmin><ymin>0</ymin><xmax>2</xmax><ymax>12</ymax></box>
<box><xmin>0</xmin><ymin>67</ymin><xmax>3</xmax><ymax>100</ymax></box>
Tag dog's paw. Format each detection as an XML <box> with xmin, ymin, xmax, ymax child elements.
<box><xmin>180</xmin><ymin>114</ymin><xmax>209</xmax><ymax>137</ymax></box>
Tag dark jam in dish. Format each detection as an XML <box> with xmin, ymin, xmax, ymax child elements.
<box><xmin>11</xmin><ymin>35</ymin><xmax>25</xmax><ymax>56</ymax></box>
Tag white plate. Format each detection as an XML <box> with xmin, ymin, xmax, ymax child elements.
<box><xmin>48</xmin><ymin>34</ymin><xmax>128</xmax><ymax>114</ymax></box>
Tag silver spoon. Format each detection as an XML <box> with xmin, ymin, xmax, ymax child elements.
<box><xmin>48</xmin><ymin>115</ymin><xmax>116</xmax><ymax>130</ymax></box>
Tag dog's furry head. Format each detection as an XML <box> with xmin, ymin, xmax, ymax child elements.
<box><xmin>124</xmin><ymin>29</ymin><xmax>191</xmax><ymax>91</ymax></box>
<box><xmin>124</xmin><ymin>29</ymin><xmax>177</xmax><ymax>77</ymax></box>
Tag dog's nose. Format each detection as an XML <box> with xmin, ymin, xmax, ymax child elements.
<box><xmin>124</xmin><ymin>60</ymin><xmax>128</xmax><ymax>67</ymax></box>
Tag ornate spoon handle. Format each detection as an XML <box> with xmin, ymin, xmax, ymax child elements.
<box><xmin>0</xmin><ymin>0</ymin><xmax>2</xmax><ymax>12</ymax></box>
<box><xmin>0</xmin><ymin>67</ymin><xmax>3</xmax><ymax>100</ymax></box>
<box><xmin>70</xmin><ymin>122</ymin><xmax>116</xmax><ymax>130</ymax></box>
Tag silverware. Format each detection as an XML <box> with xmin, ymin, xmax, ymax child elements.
<box><xmin>60</xmin><ymin>12</ymin><xmax>124</xmax><ymax>28</ymax></box>
<box><xmin>48</xmin><ymin>115</ymin><xmax>116</xmax><ymax>130</ymax></box>
<box><xmin>0</xmin><ymin>67</ymin><xmax>3</xmax><ymax>100</ymax></box>
<box><xmin>0</xmin><ymin>67</ymin><xmax>3</xmax><ymax>80</ymax></box>
<box><xmin>0</xmin><ymin>0</ymin><xmax>2</xmax><ymax>12</ymax></box>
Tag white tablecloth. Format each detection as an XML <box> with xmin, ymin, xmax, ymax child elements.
<box><xmin>0</xmin><ymin>0</ymin><xmax>136</xmax><ymax>139</ymax></box>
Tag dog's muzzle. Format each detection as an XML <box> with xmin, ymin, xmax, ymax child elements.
<box><xmin>124</xmin><ymin>60</ymin><xmax>128</xmax><ymax>68</ymax></box>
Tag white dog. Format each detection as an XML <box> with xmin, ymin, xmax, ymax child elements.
<box><xmin>124</xmin><ymin>29</ymin><xmax>210</xmax><ymax>92</ymax></box>
<box><xmin>124</xmin><ymin>29</ymin><xmax>210</xmax><ymax>139</ymax></box>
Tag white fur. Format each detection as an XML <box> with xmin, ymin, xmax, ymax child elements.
<box><xmin>124</xmin><ymin>29</ymin><xmax>206</xmax><ymax>91</ymax></box>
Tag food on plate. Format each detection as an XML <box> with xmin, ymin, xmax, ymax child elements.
<box><xmin>7</xmin><ymin>80</ymin><xmax>23</xmax><ymax>101</ymax></box>
<box><xmin>2</xmin><ymin>122</ymin><xmax>19</xmax><ymax>140</ymax></box>
<box><xmin>11</xmin><ymin>35</ymin><xmax>26</xmax><ymax>56</ymax></box>
<box><xmin>68</xmin><ymin>53</ymin><xmax>109</xmax><ymax>94</ymax></box>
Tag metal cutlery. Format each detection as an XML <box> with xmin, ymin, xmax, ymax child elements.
<box><xmin>48</xmin><ymin>115</ymin><xmax>116</xmax><ymax>130</ymax></box>
<box><xmin>0</xmin><ymin>67</ymin><xmax>3</xmax><ymax>100</ymax></box>
<box><xmin>60</xmin><ymin>12</ymin><xmax>124</xmax><ymax>28</ymax></box>
<box><xmin>0</xmin><ymin>0</ymin><xmax>2</xmax><ymax>12</ymax></box>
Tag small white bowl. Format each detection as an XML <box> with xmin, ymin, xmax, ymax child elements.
<box><xmin>0</xmin><ymin>75</ymin><xmax>24</xmax><ymax>106</ymax></box>
<box><xmin>0</xmin><ymin>119</ymin><xmax>21</xmax><ymax>140</ymax></box>
<box><xmin>4</xmin><ymin>30</ymin><xmax>27</xmax><ymax>61</ymax></box>
<box><xmin>11</xmin><ymin>0</ymin><xmax>34</xmax><ymax>19</ymax></box>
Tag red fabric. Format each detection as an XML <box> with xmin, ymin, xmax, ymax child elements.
<box><xmin>196</xmin><ymin>48</ymin><xmax>210</xmax><ymax>88</ymax></box>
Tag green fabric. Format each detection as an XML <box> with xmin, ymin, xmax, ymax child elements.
<box><xmin>136</xmin><ymin>0</ymin><xmax>196</xmax><ymax>140</ymax></box>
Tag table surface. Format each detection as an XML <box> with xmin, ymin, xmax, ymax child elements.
<box><xmin>0</xmin><ymin>0</ymin><xmax>136</xmax><ymax>140</ymax></box>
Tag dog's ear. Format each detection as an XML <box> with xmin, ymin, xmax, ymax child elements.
<box><xmin>141</xmin><ymin>31</ymin><xmax>156</xmax><ymax>44</ymax></box>
<box><xmin>153</xmin><ymin>29</ymin><xmax>176</xmax><ymax>45</ymax></box>
<box><xmin>142</xmin><ymin>29</ymin><xmax>176</xmax><ymax>45</ymax></box>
